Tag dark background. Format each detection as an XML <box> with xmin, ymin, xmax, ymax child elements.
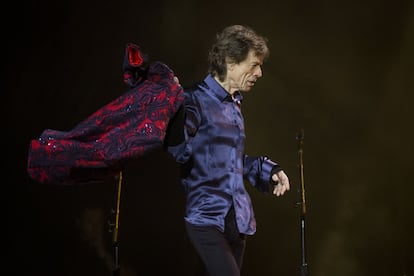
<box><xmin>5</xmin><ymin>0</ymin><xmax>413</xmax><ymax>275</ymax></box>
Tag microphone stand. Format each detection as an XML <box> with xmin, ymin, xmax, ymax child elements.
<box><xmin>108</xmin><ymin>171</ymin><xmax>123</xmax><ymax>276</ymax></box>
<box><xmin>296</xmin><ymin>128</ymin><xmax>309</xmax><ymax>276</ymax></box>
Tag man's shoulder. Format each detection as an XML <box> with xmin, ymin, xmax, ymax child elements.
<box><xmin>184</xmin><ymin>80</ymin><xmax>209</xmax><ymax>95</ymax></box>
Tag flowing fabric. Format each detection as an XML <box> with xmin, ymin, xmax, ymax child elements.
<box><xmin>27</xmin><ymin>43</ymin><xmax>184</xmax><ymax>184</ymax></box>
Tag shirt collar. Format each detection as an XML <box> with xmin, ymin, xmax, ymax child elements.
<box><xmin>204</xmin><ymin>74</ymin><xmax>243</xmax><ymax>104</ymax></box>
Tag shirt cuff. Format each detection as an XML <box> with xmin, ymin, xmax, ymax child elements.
<box><xmin>261</xmin><ymin>157</ymin><xmax>280</xmax><ymax>183</ymax></box>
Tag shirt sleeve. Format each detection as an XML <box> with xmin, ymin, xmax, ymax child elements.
<box><xmin>165</xmin><ymin>91</ymin><xmax>201</xmax><ymax>164</ymax></box>
<box><xmin>243</xmin><ymin>155</ymin><xmax>281</xmax><ymax>193</ymax></box>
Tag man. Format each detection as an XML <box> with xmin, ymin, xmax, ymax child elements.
<box><xmin>165</xmin><ymin>25</ymin><xmax>290</xmax><ymax>276</ymax></box>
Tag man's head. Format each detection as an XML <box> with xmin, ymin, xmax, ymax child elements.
<box><xmin>208</xmin><ymin>25</ymin><xmax>269</xmax><ymax>92</ymax></box>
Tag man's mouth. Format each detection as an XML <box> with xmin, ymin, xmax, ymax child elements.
<box><xmin>247</xmin><ymin>80</ymin><xmax>256</xmax><ymax>86</ymax></box>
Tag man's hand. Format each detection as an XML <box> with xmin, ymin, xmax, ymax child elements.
<box><xmin>272</xmin><ymin>170</ymin><xmax>290</xmax><ymax>196</ymax></box>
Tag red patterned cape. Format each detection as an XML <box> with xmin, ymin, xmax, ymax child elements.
<box><xmin>27</xmin><ymin>43</ymin><xmax>184</xmax><ymax>184</ymax></box>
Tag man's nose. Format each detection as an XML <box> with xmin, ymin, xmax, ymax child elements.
<box><xmin>255</xmin><ymin>66</ymin><xmax>263</xmax><ymax>78</ymax></box>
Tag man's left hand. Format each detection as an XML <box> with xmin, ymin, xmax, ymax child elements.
<box><xmin>272</xmin><ymin>170</ymin><xmax>290</xmax><ymax>196</ymax></box>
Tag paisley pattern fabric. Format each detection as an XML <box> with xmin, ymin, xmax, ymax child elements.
<box><xmin>27</xmin><ymin>44</ymin><xmax>184</xmax><ymax>184</ymax></box>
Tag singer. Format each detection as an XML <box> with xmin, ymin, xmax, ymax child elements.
<box><xmin>164</xmin><ymin>25</ymin><xmax>290</xmax><ymax>276</ymax></box>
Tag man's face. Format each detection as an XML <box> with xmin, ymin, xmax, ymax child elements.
<box><xmin>226</xmin><ymin>50</ymin><xmax>264</xmax><ymax>92</ymax></box>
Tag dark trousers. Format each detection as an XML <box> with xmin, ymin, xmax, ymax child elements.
<box><xmin>185</xmin><ymin>206</ymin><xmax>246</xmax><ymax>276</ymax></box>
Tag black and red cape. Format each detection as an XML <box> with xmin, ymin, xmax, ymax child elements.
<box><xmin>27</xmin><ymin>43</ymin><xmax>184</xmax><ymax>184</ymax></box>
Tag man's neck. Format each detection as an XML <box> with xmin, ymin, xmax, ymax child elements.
<box><xmin>214</xmin><ymin>76</ymin><xmax>237</xmax><ymax>95</ymax></box>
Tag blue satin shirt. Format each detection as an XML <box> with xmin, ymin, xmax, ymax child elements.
<box><xmin>167</xmin><ymin>74</ymin><xmax>278</xmax><ymax>235</ymax></box>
